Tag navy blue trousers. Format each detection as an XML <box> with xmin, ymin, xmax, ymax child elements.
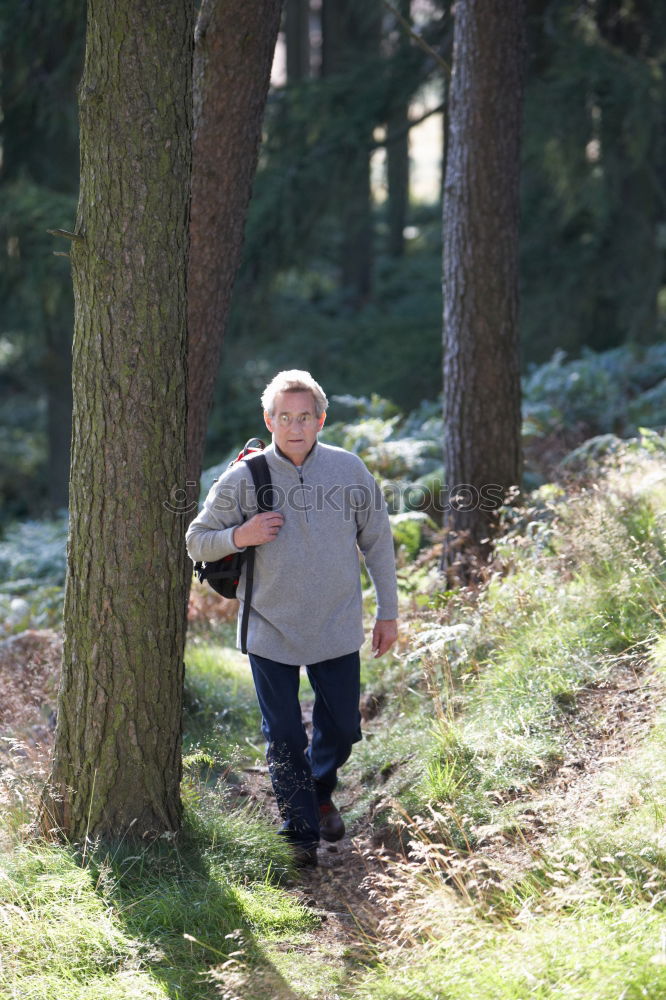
<box><xmin>248</xmin><ymin>650</ymin><xmax>362</xmax><ymax>847</ymax></box>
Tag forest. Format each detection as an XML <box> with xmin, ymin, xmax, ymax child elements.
<box><xmin>1</xmin><ymin>0</ymin><xmax>666</xmax><ymax>998</ymax></box>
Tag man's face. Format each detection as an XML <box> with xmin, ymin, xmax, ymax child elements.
<box><xmin>264</xmin><ymin>389</ymin><xmax>325</xmax><ymax>465</ymax></box>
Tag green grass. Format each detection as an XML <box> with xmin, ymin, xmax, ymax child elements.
<box><xmin>356</xmin><ymin>904</ymin><xmax>666</xmax><ymax>1000</ymax></box>
<box><xmin>0</xmin><ymin>805</ymin><xmax>315</xmax><ymax>1000</ymax></box>
<box><xmin>183</xmin><ymin>641</ymin><xmax>262</xmax><ymax>759</ymax></box>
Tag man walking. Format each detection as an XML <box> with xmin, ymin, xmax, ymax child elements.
<box><xmin>186</xmin><ymin>370</ymin><xmax>398</xmax><ymax>866</ymax></box>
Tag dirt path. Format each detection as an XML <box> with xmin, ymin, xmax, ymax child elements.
<box><xmin>240</xmin><ymin>701</ymin><xmax>398</xmax><ymax>944</ymax></box>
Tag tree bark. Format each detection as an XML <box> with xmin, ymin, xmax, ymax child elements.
<box><xmin>40</xmin><ymin>0</ymin><xmax>193</xmax><ymax>840</ymax></box>
<box><xmin>442</xmin><ymin>0</ymin><xmax>526</xmax><ymax>566</ymax></box>
<box><xmin>186</xmin><ymin>0</ymin><xmax>282</xmax><ymax>500</ymax></box>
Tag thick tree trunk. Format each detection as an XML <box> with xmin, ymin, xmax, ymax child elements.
<box><xmin>442</xmin><ymin>0</ymin><xmax>525</xmax><ymax>566</ymax></box>
<box><xmin>40</xmin><ymin>0</ymin><xmax>193</xmax><ymax>841</ymax></box>
<box><xmin>186</xmin><ymin>0</ymin><xmax>282</xmax><ymax>499</ymax></box>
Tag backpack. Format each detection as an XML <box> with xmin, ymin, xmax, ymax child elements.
<box><xmin>193</xmin><ymin>437</ymin><xmax>272</xmax><ymax>653</ymax></box>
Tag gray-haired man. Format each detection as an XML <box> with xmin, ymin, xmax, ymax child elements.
<box><xmin>186</xmin><ymin>370</ymin><xmax>398</xmax><ymax>866</ymax></box>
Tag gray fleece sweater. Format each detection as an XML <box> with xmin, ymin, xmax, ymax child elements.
<box><xmin>185</xmin><ymin>441</ymin><xmax>398</xmax><ymax>665</ymax></box>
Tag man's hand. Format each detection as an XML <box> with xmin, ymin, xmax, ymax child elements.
<box><xmin>371</xmin><ymin>619</ymin><xmax>398</xmax><ymax>658</ymax></box>
<box><xmin>233</xmin><ymin>512</ymin><xmax>284</xmax><ymax>548</ymax></box>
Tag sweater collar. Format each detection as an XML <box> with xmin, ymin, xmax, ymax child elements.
<box><xmin>272</xmin><ymin>440</ymin><xmax>320</xmax><ymax>470</ymax></box>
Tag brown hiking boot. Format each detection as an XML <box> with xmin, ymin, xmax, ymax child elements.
<box><xmin>319</xmin><ymin>801</ymin><xmax>345</xmax><ymax>842</ymax></box>
<box><xmin>292</xmin><ymin>843</ymin><xmax>319</xmax><ymax>869</ymax></box>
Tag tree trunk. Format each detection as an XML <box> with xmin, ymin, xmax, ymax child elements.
<box><xmin>386</xmin><ymin>0</ymin><xmax>411</xmax><ymax>259</ymax></box>
<box><xmin>340</xmin><ymin>152</ymin><xmax>374</xmax><ymax>304</ymax></box>
<box><xmin>321</xmin><ymin>0</ymin><xmax>342</xmax><ymax>77</ymax></box>
<box><xmin>186</xmin><ymin>0</ymin><xmax>282</xmax><ymax>501</ymax></box>
<box><xmin>441</xmin><ymin>0</ymin><xmax>526</xmax><ymax>567</ymax></box>
<box><xmin>386</xmin><ymin>105</ymin><xmax>409</xmax><ymax>258</ymax></box>
<box><xmin>40</xmin><ymin>0</ymin><xmax>193</xmax><ymax>841</ymax></box>
<box><xmin>286</xmin><ymin>0</ymin><xmax>310</xmax><ymax>83</ymax></box>
<box><xmin>594</xmin><ymin>0</ymin><xmax>662</xmax><ymax>346</ymax></box>
<box><xmin>44</xmin><ymin>316</ymin><xmax>72</xmax><ymax>512</ymax></box>
<box><xmin>322</xmin><ymin>0</ymin><xmax>381</xmax><ymax>306</ymax></box>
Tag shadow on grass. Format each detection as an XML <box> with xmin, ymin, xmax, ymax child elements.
<box><xmin>87</xmin><ymin>832</ymin><xmax>306</xmax><ymax>1000</ymax></box>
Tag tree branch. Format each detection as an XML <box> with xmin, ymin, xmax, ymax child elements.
<box><xmin>372</xmin><ymin>101</ymin><xmax>445</xmax><ymax>150</ymax></box>
<box><xmin>382</xmin><ymin>0</ymin><xmax>450</xmax><ymax>75</ymax></box>
<box><xmin>47</xmin><ymin>228</ymin><xmax>83</xmax><ymax>243</ymax></box>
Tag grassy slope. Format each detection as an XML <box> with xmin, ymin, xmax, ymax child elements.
<box><xmin>1</xmin><ymin>434</ymin><xmax>665</xmax><ymax>999</ymax></box>
<box><xmin>353</xmin><ymin>644</ymin><xmax>666</xmax><ymax>1000</ymax></box>
<box><xmin>348</xmin><ymin>439</ymin><xmax>666</xmax><ymax>999</ymax></box>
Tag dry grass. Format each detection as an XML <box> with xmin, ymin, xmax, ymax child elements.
<box><xmin>187</xmin><ymin>580</ymin><xmax>238</xmax><ymax>628</ymax></box>
<box><xmin>0</xmin><ymin>628</ymin><xmax>61</xmax><ymax>735</ymax></box>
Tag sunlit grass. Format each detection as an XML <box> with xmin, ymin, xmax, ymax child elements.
<box><xmin>0</xmin><ymin>808</ymin><xmax>315</xmax><ymax>1000</ymax></box>
<box><xmin>353</xmin><ymin>641</ymin><xmax>666</xmax><ymax>999</ymax></box>
<box><xmin>356</xmin><ymin>903</ymin><xmax>666</xmax><ymax>1000</ymax></box>
<box><xmin>183</xmin><ymin>642</ymin><xmax>261</xmax><ymax>759</ymax></box>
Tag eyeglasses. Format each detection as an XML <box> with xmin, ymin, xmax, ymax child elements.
<box><xmin>275</xmin><ymin>413</ymin><xmax>316</xmax><ymax>427</ymax></box>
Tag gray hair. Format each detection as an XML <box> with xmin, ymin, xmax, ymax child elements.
<box><xmin>261</xmin><ymin>370</ymin><xmax>328</xmax><ymax>418</ymax></box>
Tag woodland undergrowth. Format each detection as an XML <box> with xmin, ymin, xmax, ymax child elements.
<box><xmin>346</xmin><ymin>432</ymin><xmax>666</xmax><ymax>1000</ymax></box>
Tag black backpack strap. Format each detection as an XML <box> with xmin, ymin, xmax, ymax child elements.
<box><xmin>239</xmin><ymin>453</ymin><xmax>272</xmax><ymax>654</ymax></box>
<box><xmin>246</xmin><ymin>452</ymin><xmax>272</xmax><ymax>513</ymax></box>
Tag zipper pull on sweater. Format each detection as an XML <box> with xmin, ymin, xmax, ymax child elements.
<box><xmin>297</xmin><ymin>469</ymin><xmax>310</xmax><ymax>523</ymax></box>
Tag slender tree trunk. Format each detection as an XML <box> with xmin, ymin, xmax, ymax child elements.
<box><xmin>332</xmin><ymin>0</ymin><xmax>381</xmax><ymax>306</ymax></box>
<box><xmin>386</xmin><ymin>0</ymin><xmax>411</xmax><ymax>259</ymax></box>
<box><xmin>44</xmin><ymin>318</ymin><xmax>72</xmax><ymax>511</ymax></box>
<box><xmin>387</xmin><ymin>105</ymin><xmax>409</xmax><ymax>258</ymax></box>
<box><xmin>340</xmin><ymin>152</ymin><xmax>374</xmax><ymax>304</ymax></box>
<box><xmin>186</xmin><ymin>0</ymin><xmax>282</xmax><ymax>501</ymax></box>
<box><xmin>286</xmin><ymin>0</ymin><xmax>310</xmax><ymax>83</ymax></box>
<box><xmin>612</xmin><ymin>170</ymin><xmax>660</xmax><ymax>345</ymax></box>
<box><xmin>442</xmin><ymin>0</ymin><xmax>526</xmax><ymax>567</ymax></box>
<box><xmin>321</xmin><ymin>0</ymin><xmax>341</xmax><ymax>77</ymax></box>
<box><xmin>594</xmin><ymin>0</ymin><xmax>662</xmax><ymax>347</ymax></box>
<box><xmin>440</xmin><ymin>76</ymin><xmax>449</xmax><ymax>207</ymax></box>
<box><xmin>40</xmin><ymin>0</ymin><xmax>193</xmax><ymax>841</ymax></box>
